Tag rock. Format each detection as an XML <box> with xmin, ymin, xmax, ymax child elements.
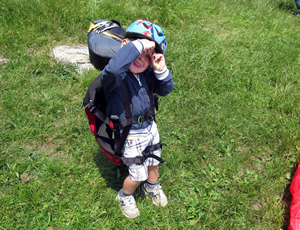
<box><xmin>0</xmin><ymin>58</ymin><xmax>9</xmax><ymax>64</ymax></box>
<box><xmin>52</xmin><ymin>45</ymin><xmax>95</xmax><ymax>73</ymax></box>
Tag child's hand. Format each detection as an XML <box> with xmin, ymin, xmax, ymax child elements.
<box><xmin>140</xmin><ymin>39</ymin><xmax>155</xmax><ymax>52</ymax></box>
<box><xmin>151</xmin><ymin>53</ymin><xmax>166</xmax><ymax>72</ymax></box>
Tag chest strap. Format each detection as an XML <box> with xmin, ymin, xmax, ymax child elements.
<box><xmin>120</xmin><ymin>110</ymin><xmax>154</xmax><ymax>127</ymax></box>
<box><xmin>88</xmin><ymin>101</ymin><xmax>155</xmax><ymax>128</ymax></box>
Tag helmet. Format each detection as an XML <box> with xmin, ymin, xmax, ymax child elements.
<box><xmin>125</xmin><ymin>20</ymin><xmax>167</xmax><ymax>55</ymax></box>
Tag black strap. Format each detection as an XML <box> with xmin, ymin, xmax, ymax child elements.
<box><xmin>121</xmin><ymin>142</ymin><xmax>164</xmax><ymax>165</ymax></box>
<box><xmin>114</xmin><ymin>81</ymin><xmax>132</xmax><ymax>157</ymax></box>
<box><xmin>119</xmin><ymin>111</ymin><xmax>154</xmax><ymax>127</ymax></box>
<box><xmin>88</xmin><ymin>102</ymin><xmax>154</xmax><ymax>128</ymax></box>
<box><xmin>145</xmin><ymin>76</ymin><xmax>153</xmax><ymax>111</ymax></box>
<box><xmin>121</xmin><ymin>155</ymin><xmax>164</xmax><ymax>165</ymax></box>
<box><xmin>87</xmin><ymin>102</ymin><xmax>110</xmax><ymax>125</ymax></box>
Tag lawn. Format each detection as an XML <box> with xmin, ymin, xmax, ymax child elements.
<box><xmin>0</xmin><ymin>0</ymin><xmax>299</xmax><ymax>229</ymax></box>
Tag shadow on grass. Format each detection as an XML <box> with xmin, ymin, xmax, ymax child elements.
<box><xmin>93</xmin><ymin>150</ymin><xmax>128</xmax><ymax>191</ymax></box>
<box><xmin>282</xmin><ymin>159</ymin><xmax>300</xmax><ymax>230</ymax></box>
<box><xmin>93</xmin><ymin>150</ymin><xmax>146</xmax><ymax>200</ymax></box>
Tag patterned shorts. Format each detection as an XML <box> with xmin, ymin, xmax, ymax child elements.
<box><xmin>122</xmin><ymin>121</ymin><xmax>161</xmax><ymax>182</ymax></box>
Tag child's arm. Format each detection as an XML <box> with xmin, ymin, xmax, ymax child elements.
<box><xmin>101</xmin><ymin>41</ymin><xmax>142</xmax><ymax>93</ymax></box>
<box><xmin>143</xmin><ymin>43</ymin><xmax>174</xmax><ymax>96</ymax></box>
<box><xmin>102</xmin><ymin>39</ymin><xmax>155</xmax><ymax>94</ymax></box>
<box><xmin>150</xmin><ymin>67</ymin><xmax>174</xmax><ymax>97</ymax></box>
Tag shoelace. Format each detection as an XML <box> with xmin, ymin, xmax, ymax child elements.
<box><xmin>124</xmin><ymin>195</ymin><xmax>136</xmax><ymax>207</ymax></box>
<box><xmin>152</xmin><ymin>185</ymin><xmax>163</xmax><ymax>197</ymax></box>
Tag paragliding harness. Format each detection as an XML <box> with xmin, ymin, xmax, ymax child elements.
<box><xmin>84</xmin><ymin>19</ymin><xmax>164</xmax><ymax>166</ymax></box>
<box><xmin>83</xmin><ymin>76</ymin><xmax>163</xmax><ymax>167</ymax></box>
<box><xmin>88</xmin><ymin>19</ymin><xmax>125</xmax><ymax>71</ymax></box>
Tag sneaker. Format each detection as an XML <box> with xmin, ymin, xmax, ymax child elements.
<box><xmin>142</xmin><ymin>183</ymin><xmax>168</xmax><ymax>207</ymax></box>
<box><xmin>116</xmin><ymin>193</ymin><xmax>140</xmax><ymax>219</ymax></box>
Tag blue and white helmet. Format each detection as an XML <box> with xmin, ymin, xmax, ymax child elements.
<box><xmin>125</xmin><ymin>20</ymin><xmax>167</xmax><ymax>55</ymax></box>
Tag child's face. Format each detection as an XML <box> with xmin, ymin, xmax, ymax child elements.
<box><xmin>129</xmin><ymin>50</ymin><xmax>151</xmax><ymax>74</ymax></box>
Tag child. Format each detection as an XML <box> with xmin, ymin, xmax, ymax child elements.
<box><xmin>296</xmin><ymin>0</ymin><xmax>300</xmax><ymax>15</ymax></box>
<box><xmin>100</xmin><ymin>20</ymin><xmax>174</xmax><ymax>219</ymax></box>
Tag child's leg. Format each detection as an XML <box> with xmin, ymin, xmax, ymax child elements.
<box><xmin>116</xmin><ymin>176</ymin><xmax>142</xmax><ymax>219</ymax></box>
<box><xmin>123</xmin><ymin>176</ymin><xmax>141</xmax><ymax>195</ymax></box>
<box><xmin>117</xmin><ymin>137</ymin><xmax>149</xmax><ymax>219</ymax></box>
<box><xmin>147</xmin><ymin>165</ymin><xmax>159</xmax><ymax>183</ymax></box>
<box><xmin>143</xmin><ymin>164</ymin><xmax>168</xmax><ymax>207</ymax></box>
<box><xmin>116</xmin><ymin>159</ymin><xmax>146</xmax><ymax>219</ymax></box>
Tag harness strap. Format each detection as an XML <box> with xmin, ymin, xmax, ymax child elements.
<box><xmin>114</xmin><ymin>81</ymin><xmax>132</xmax><ymax>157</ymax></box>
<box><xmin>121</xmin><ymin>142</ymin><xmax>164</xmax><ymax>165</ymax></box>
<box><xmin>88</xmin><ymin>102</ymin><xmax>154</xmax><ymax>127</ymax></box>
<box><xmin>120</xmin><ymin>111</ymin><xmax>154</xmax><ymax>127</ymax></box>
<box><xmin>87</xmin><ymin>102</ymin><xmax>110</xmax><ymax>125</ymax></box>
<box><xmin>87</xmin><ymin>72</ymin><xmax>157</xmax><ymax>128</ymax></box>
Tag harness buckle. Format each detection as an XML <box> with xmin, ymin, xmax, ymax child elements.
<box><xmin>110</xmin><ymin>115</ymin><xmax>120</xmax><ymax>130</ymax></box>
<box><xmin>138</xmin><ymin>115</ymin><xmax>142</xmax><ymax>125</ymax></box>
<box><xmin>111</xmin><ymin>115</ymin><xmax>119</xmax><ymax>121</ymax></box>
<box><xmin>110</xmin><ymin>115</ymin><xmax>120</xmax><ymax>140</ymax></box>
<box><xmin>135</xmin><ymin>156</ymin><xmax>145</xmax><ymax>165</ymax></box>
<box><xmin>88</xmin><ymin>101</ymin><xmax>96</xmax><ymax>113</ymax></box>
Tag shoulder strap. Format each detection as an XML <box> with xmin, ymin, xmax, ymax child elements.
<box><xmin>144</xmin><ymin>75</ymin><xmax>159</xmax><ymax>120</ymax></box>
<box><xmin>84</xmin><ymin>76</ymin><xmax>110</xmax><ymax>125</ymax></box>
<box><xmin>114</xmin><ymin>80</ymin><xmax>132</xmax><ymax>157</ymax></box>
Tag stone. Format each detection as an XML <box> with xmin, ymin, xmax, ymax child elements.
<box><xmin>52</xmin><ymin>45</ymin><xmax>95</xmax><ymax>73</ymax></box>
<box><xmin>0</xmin><ymin>58</ymin><xmax>9</xmax><ymax>64</ymax></box>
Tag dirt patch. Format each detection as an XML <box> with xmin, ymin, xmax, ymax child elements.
<box><xmin>24</xmin><ymin>137</ymin><xmax>67</xmax><ymax>161</ymax></box>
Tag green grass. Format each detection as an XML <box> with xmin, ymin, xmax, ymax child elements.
<box><xmin>1</xmin><ymin>0</ymin><xmax>299</xmax><ymax>229</ymax></box>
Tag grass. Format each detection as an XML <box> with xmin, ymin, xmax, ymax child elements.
<box><xmin>0</xmin><ymin>0</ymin><xmax>299</xmax><ymax>229</ymax></box>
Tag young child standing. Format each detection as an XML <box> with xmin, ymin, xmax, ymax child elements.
<box><xmin>100</xmin><ymin>20</ymin><xmax>174</xmax><ymax>219</ymax></box>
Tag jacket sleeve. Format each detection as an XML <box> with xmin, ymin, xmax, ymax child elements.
<box><xmin>101</xmin><ymin>41</ymin><xmax>142</xmax><ymax>94</ymax></box>
<box><xmin>148</xmin><ymin>67</ymin><xmax>174</xmax><ymax>97</ymax></box>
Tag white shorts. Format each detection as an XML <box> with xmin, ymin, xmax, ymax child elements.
<box><xmin>122</xmin><ymin>121</ymin><xmax>161</xmax><ymax>182</ymax></box>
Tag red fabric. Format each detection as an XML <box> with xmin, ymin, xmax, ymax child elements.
<box><xmin>109</xmin><ymin>121</ymin><xmax>114</xmax><ymax>130</ymax></box>
<box><xmin>85</xmin><ymin>107</ymin><xmax>122</xmax><ymax>166</ymax></box>
<box><xmin>85</xmin><ymin>106</ymin><xmax>97</xmax><ymax>138</ymax></box>
<box><xmin>289</xmin><ymin>163</ymin><xmax>300</xmax><ymax>230</ymax></box>
<box><xmin>99</xmin><ymin>145</ymin><xmax>122</xmax><ymax>166</ymax></box>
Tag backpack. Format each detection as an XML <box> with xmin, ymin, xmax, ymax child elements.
<box><xmin>88</xmin><ymin>19</ymin><xmax>125</xmax><ymax>70</ymax></box>
<box><xmin>84</xmin><ymin>19</ymin><xmax>163</xmax><ymax>166</ymax></box>
<box><xmin>83</xmin><ymin>75</ymin><xmax>163</xmax><ymax>167</ymax></box>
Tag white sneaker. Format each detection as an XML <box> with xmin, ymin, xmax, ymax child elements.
<box><xmin>116</xmin><ymin>193</ymin><xmax>140</xmax><ymax>219</ymax></box>
<box><xmin>142</xmin><ymin>183</ymin><xmax>168</xmax><ymax>207</ymax></box>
